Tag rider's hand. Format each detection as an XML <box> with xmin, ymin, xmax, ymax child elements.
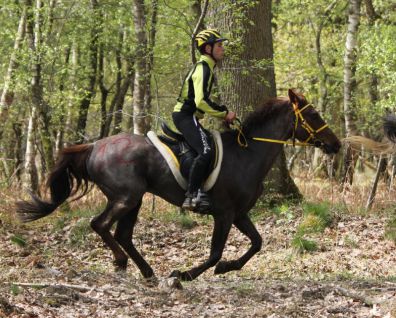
<box><xmin>225</xmin><ymin>111</ymin><xmax>236</xmax><ymax>124</ymax></box>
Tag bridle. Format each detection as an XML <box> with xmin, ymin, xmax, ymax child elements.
<box><xmin>235</xmin><ymin>102</ymin><xmax>329</xmax><ymax>148</ymax></box>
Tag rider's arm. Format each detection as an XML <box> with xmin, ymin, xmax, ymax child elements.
<box><xmin>192</xmin><ymin>63</ymin><xmax>228</xmax><ymax>119</ymax></box>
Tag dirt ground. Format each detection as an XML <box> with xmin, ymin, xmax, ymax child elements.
<box><xmin>0</xmin><ymin>193</ymin><xmax>395</xmax><ymax>318</ymax></box>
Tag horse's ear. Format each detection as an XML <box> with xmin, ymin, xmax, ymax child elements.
<box><xmin>288</xmin><ymin>89</ymin><xmax>300</xmax><ymax>105</ymax></box>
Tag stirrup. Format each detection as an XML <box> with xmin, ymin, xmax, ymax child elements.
<box><xmin>182</xmin><ymin>196</ymin><xmax>196</xmax><ymax>210</ymax></box>
<box><xmin>192</xmin><ymin>190</ymin><xmax>211</xmax><ymax>210</ymax></box>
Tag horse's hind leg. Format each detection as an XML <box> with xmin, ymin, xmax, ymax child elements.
<box><xmin>90</xmin><ymin>200</ymin><xmax>135</xmax><ymax>272</ymax></box>
<box><xmin>114</xmin><ymin>199</ymin><xmax>154</xmax><ymax>278</ymax></box>
<box><xmin>214</xmin><ymin>214</ymin><xmax>262</xmax><ymax>275</ymax></box>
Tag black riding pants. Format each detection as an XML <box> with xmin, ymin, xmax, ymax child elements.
<box><xmin>172</xmin><ymin>111</ymin><xmax>212</xmax><ymax>195</ymax></box>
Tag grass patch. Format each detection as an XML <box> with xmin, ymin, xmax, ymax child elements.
<box><xmin>10</xmin><ymin>234</ymin><xmax>27</xmax><ymax>247</ymax></box>
<box><xmin>385</xmin><ymin>217</ymin><xmax>396</xmax><ymax>244</ymax></box>
<box><xmin>10</xmin><ymin>284</ymin><xmax>21</xmax><ymax>296</ymax></box>
<box><xmin>235</xmin><ymin>282</ymin><xmax>255</xmax><ymax>297</ymax></box>
<box><xmin>68</xmin><ymin>219</ymin><xmax>92</xmax><ymax>246</ymax></box>
<box><xmin>291</xmin><ymin>235</ymin><xmax>318</xmax><ymax>253</ymax></box>
<box><xmin>159</xmin><ymin>209</ymin><xmax>198</xmax><ymax>230</ymax></box>
<box><xmin>291</xmin><ymin>202</ymin><xmax>335</xmax><ymax>254</ymax></box>
<box><xmin>250</xmin><ymin>200</ymin><xmax>299</xmax><ymax>223</ymax></box>
<box><xmin>302</xmin><ymin>202</ymin><xmax>333</xmax><ymax>227</ymax></box>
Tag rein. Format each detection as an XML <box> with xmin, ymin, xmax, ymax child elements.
<box><xmin>234</xmin><ymin>103</ymin><xmax>328</xmax><ymax>148</ymax></box>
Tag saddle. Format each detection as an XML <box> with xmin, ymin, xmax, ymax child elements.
<box><xmin>146</xmin><ymin>122</ymin><xmax>223</xmax><ymax>192</ymax></box>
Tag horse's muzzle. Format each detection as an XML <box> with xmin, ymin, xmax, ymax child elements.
<box><xmin>321</xmin><ymin>141</ymin><xmax>341</xmax><ymax>154</ymax></box>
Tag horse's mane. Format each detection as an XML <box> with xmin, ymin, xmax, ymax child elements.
<box><xmin>242</xmin><ymin>97</ymin><xmax>290</xmax><ymax>135</ymax></box>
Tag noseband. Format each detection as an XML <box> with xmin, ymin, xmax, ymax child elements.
<box><xmin>291</xmin><ymin>103</ymin><xmax>328</xmax><ymax>146</ymax></box>
<box><xmin>235</xmin><ymin>103</ymin><xmax>328</xmax><ymax>148</ymax></box>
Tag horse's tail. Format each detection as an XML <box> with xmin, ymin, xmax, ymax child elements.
<box><xmin>384</xmin><ymin>114</ymin><xmax>396</xmax><ymax>144</ymax></box>
<box><xmin>16</xmin><ymin>143</ymin><xmax>94</xmax><ymax>223</ymax></box>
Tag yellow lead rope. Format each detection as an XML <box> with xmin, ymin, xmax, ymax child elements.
<box><xmin>234</xmin><ymin>103</ymin><xmax>328</xmax><ymax>148</ymax></box>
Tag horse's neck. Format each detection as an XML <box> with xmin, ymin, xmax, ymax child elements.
<box><xmin>241</xmin><ymin>109</ymin><xmax>293</xmax><ymax>177</ymax></box>
<box><xmin>250</xmin><ymin>111</ymin><xmax>292</xmax><ymax>144</ymax></box>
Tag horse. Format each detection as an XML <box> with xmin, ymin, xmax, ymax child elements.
<box><xmin>16</xmin><ymin>89</ymin><xmax>341</xmax><ymax>281</ymax></box>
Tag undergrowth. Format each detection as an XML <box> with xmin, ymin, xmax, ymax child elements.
<box><xmin>292</xmin><ymin>201</ymin><xmax>334</xmax><ymax>253</ymax></box>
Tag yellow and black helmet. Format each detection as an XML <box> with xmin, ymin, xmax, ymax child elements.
<box><xmin>195</xmin><ymin>29</ymin><xmax>228</xmax><ymax>49</ymax></box>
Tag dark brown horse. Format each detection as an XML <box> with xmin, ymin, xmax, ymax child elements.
<box><xmin>16</xmin><ymin>89</ymin><xmax>341</xmax><ymax>281</ymax></box>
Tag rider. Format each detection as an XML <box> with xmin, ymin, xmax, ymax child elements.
<box><xmin>172</xmin><ymin>29</ymin><xmax>236</xmax><ymax>211</ymax></box>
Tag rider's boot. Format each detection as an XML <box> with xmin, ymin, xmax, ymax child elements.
<box><xmin>182</xmin><ymin>155</ymin><xmax>211</xmax><ymax>212</ymax></box>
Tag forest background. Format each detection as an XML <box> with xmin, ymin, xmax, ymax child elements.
<box><xmin>0</xmin><ymin>0</ymin><xmax>396</xmax><ymax>317</ymax></box>
<box><xmin>0</xmin><ymin>0</ymin><xmax>395</xmax><ymax>195</ymax></box>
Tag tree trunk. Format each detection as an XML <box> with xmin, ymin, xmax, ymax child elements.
<box><xmin>365</xmin><ymin>0</ymin><xmax>380</xmax><ymax>121</ymax></box>
<box><xmin>210</xmin><ymin>0</ymin><xmax>276</xmax><ymax>118</ymax></box>
<box><xmin>75</xmin><ymin>0</ymin><xmax>100</xmax><ymax>142</ymax></box>
<box><xmin>106</xmin><ymin>28</ymin><xmax>134</xmax><ymax>137</ymax></box>
<box><xmin>23</xmin><ymin>106</ymin><xmax>39</xmax><ymax>193</ymax></box>
<box><xmin>55</xmin><ymin>46</ymin><xmax>71</xmax><ymax>153</ymax></box>
<box><xmin>12</xmin><ymin>123</ymin><xmax>23</xmax><ymax>184</ymax></box>
<box><xmin>210</xmin><ymin>0</ymin><xmax>301</xmax><ymax>199</ymax></box>
<box><xmin>143</xmin><ymin>0</ymin><xmax>159</xmax><ymax>131</ymax></box>
<box><xmin>22</xmin><ymin>0</ymin><xmax>41</xmax><ymax>191</ymax></box>
<box><xmin>98</xmin><ymin>43</ymin><xmax>110</xmax><ymax>138</ymax></box>
<box><xmin>35</xmin><ymin>0</ymin><xmax>56</xmax><ymax>171</ymax></box>
<box><xmin>342</xmin><ymin>0</ymin><xmax>361</xmax><ymax>184</ymax></box>
<box><xmin>64</xmin><ymin>40</ymin><xmax>79</xmax><ymax>145</ymax></box>
<box><xmin>131</xmin><ymin>0</ymin><xmax>149</xmax><ymax>135</ymax></box>
<box><xmin>111</xmin><ymin>63</ymin><xmax>134</xmax><ymax>135</ymax></box>
<box><xmin>0</xmin><ymin>5</ymin><xmax>27</xmax><ymax>132</ymax></box>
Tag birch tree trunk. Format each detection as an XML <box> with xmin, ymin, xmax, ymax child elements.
<box><xmin>342</xmin><ymin>0</ymin><xmax>361</xmax><ymax>184</ymax></box>
<box><xmin>0</xmin><ymin>6</ymin><xmax>27</xmax><ymax>138</ymax></box>
<box><xmin>23</xmin><ymin>107</ymin><xmax>39</xmax><ymax>193</ymax></box>
<box><xmin>132</xmin><ymin>0</ymin><xmax>149</xmax><ymax>135</ymax></box>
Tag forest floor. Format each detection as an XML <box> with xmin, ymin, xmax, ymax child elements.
<box><xmin>0</xmin><ymin>179</ymin><xmax>396</xmax><ymax>318</ymax></box>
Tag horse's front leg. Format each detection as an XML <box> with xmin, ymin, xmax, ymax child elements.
<box><xmin>214</xmin><ymin>214</ymin><xmax>262</xmax><ymax>275</ymax></box>
<box><xmin>170</xmin><ymin>215</ymin><xmax>233</xmax><ymax>281</ymax></box>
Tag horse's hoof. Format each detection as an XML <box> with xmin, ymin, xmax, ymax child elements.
<box><xmin>169</xmin><ymin>270</ymin><xmax>182</xmax><ymax>279</ymax></box>
<box><xmin>114</xmin><ymin>260</ymin><xmax>128</xmax><ymax>272</ymax></box>
<box><xmin>169</xmin><ymin>270</ymin><xmax>193</xmax><ymax>281</ymax></box>
<box><xmin>142</xmin><ymin>276</ymin><xmax>159</xmax><ymax>287</ymax></box>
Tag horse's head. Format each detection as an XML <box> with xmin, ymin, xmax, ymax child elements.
<box><xmin>288</xmin><ymin>89</ymin><xmax>341</xmax><ymax>154</ymax></box>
